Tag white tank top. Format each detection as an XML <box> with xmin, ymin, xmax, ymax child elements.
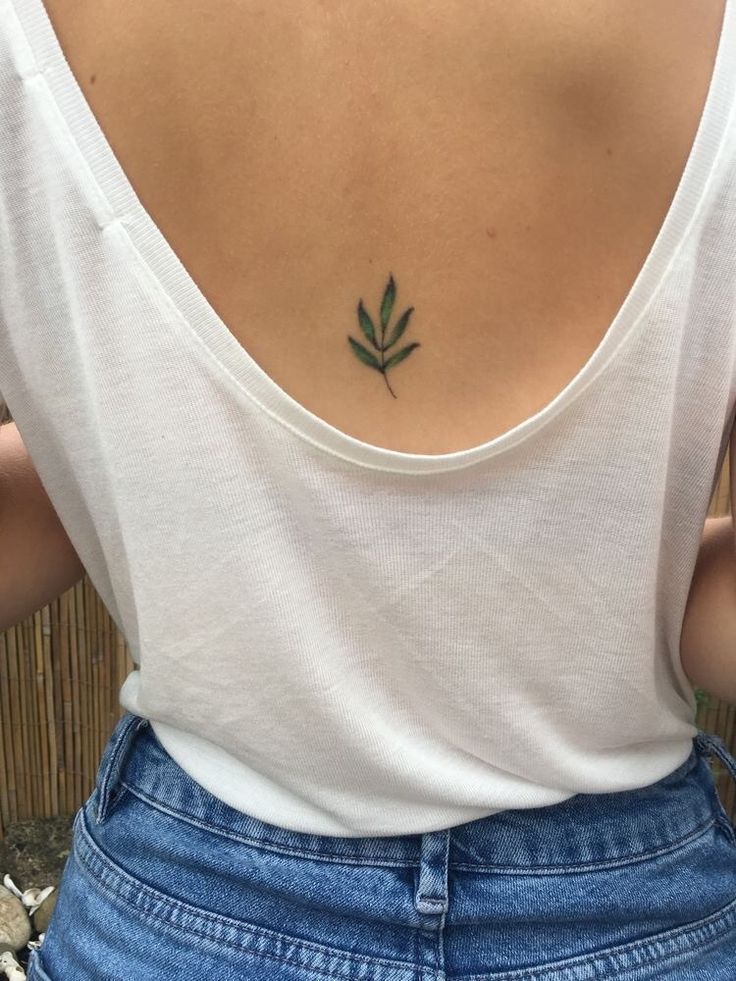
<box><xmin>2</xmin><ymin>0</ymin><xmax>736</xmax><ymax>836</ymax></box>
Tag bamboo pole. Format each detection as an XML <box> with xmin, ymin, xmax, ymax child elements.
<box><xmin>3</xmin><ymin>629</ymin><xmax>19</xmax><ymax>828</ymax></box>
<box><xmin>50</xmin><ymin>599</ymin><xmax>63</xmax><ymax>821</ymax></box>
<box><xmin>33</xmin><ymin>608</ymin><xmax>50</xmax><ymax>819</ymax></box>
<box><xmin>41</xmin><ymin>603</ymin><xmax>57</xmax><ymax>817</ymax></box>
<box><xmin>83</xmin><ymin>577</ymin><xmax>97</xmax><ymax>783</ymax></box>
<box><xmin>6</xmin><ymin>627</ymin><xmax>22</xmax><ymax>822</ymax></box>
<box><xmin>68</xmin><ymin>589</ymin><xmax>82</xmax><ymax>812</ymax></box>
<box><xmin>54</xmin><ymin>594</ymin><xmax>69</xmax><ymax>815</ymax></box>
<box><xmin>75</xmin><ymin>580</ymin><xmax>91</xmax><ymax>803</ymax></box>
<box><xmin>69</xmin><ymin>583</ymin><xmax>87</xmax><ymax>805</ymax></box>
<box><xmin>24</xmin><ymin>616</ymin><xmax>40</xmax><ymax>819</ymax></box>
<box><xmin>0</xmin><ymin>634</ymin><xmax>12</xmax><ymax>836</ymax></box>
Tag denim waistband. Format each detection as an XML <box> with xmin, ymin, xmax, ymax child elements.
<box><xmin>91</xmin><ymin>713</ymin><xmax>736</xmax><ymax>875</ymax></box>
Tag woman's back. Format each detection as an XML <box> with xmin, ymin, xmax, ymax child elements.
<box><xmin>1</xmin><ymin>0</ymin><xmax>735</xmax><ymax>836</ymax></box>
<box><xmin>40</xmin><ymin>0</ymin><xmax>727</xmax><ymax>454</ymax></box>
<box><xmin>6</xmin><ymin>6</ymin><xmax>736</xmax><ymax>977</ymax></box>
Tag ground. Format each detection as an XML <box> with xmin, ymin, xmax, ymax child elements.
<box><xmin>0</xmin><ymin>816</ymin><xmax>75</xmax><ymax>893</ymax></box>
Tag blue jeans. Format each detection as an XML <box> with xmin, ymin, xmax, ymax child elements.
<box><xmin>27</xmin><ymin>711</ymin><xmax>736</xmax><ymax>980</ymax></box>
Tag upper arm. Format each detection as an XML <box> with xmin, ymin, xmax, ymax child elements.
<box><xmin>730</xmin><ymin>414</ymin><xmax>736</xmax><ymax>532</ymax></box>
<box><xmin>0</xmin><ymin>422</ymin><xmax>86</xmax><ymax>632</ymax></box>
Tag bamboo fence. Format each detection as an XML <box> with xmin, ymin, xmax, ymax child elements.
<box><xmin>0</xmin><ymin>422</ymin><xmax>735</xmax><ymax>838</ymax></box>
<box><xmin>0</xmin><ymin>579</ymin><xmax>134</xmax><ymax>838</ymax></box>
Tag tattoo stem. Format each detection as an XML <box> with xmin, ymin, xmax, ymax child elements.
<box><xmin>379</xmin><ymin>318</ymin><xmax>398</xmax><ymax>398</ymax></box>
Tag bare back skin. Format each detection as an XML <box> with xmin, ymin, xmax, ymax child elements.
<box><xmin>40</xmin><ymin>0</ymin><xmax>726</xmax><ymax>455</ymax></box>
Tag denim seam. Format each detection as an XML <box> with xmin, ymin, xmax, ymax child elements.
<box><xmin>461</xmin><ymin>894</ymin><xmax>736</xmax><ymax>981</ymax></box>
<box><xmin>702</xmin><ymin>772</ymin><xmax>736</xmax><ymax>847</ymax></box>
<box><xmin>69</xmin><ymin>812</ymin><xmax>736</xmax><ymax>981</ymax></box>
<box><xmin>67</xmin><ymin>788</ymin><xmax>736</xmax><ymax>981</ymax></box>
<box><xmin>116</xmin><ymin>778</ymin><xmax>721</xmax><ymax>876</ymax></box>
<box><xmin>72</xmin><ymin>804</ymin><xmax>428</xmax><ymax>981</ymax></box>
<box><xmin>450</xmin><ymin>814</ymin><xmax>719</xmax><ymax>874</ymax></box>
<box><xmin>95</xmin><ymin>715</ymin><xmax>149</xmax><ymax>825</ymax></box>
<box><xmin>714</xmin><ymin>812</ymin><xmax>736</xmax><ymax>847</ymax></box>
<box><xmin>25</xmin><ymin>948</ymin><xmax>52</xmax><ymax>981</ymax></box>
<box><xmin>115</xmin><ymin>777</ymin><xmax>417</xmax><ymax>868</ymax></box>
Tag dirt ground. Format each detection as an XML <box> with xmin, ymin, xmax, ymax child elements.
<box><xmin>0</xmin><ymin>816</ymin><xmax>75</xmax><ymax>893</ymax></box>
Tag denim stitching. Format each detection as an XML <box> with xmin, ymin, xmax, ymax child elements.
<box><xmin>73</xmin><ymin>804</ymin><xmax>427</xmax><ymax>980</ymax></box>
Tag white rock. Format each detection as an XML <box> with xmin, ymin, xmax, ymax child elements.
<box><xmin>0</xmin><ymin>948</ymin><xmax>26</xmax><ymax>980</ymax></box>
<box><xmin>1</xmin><ymin>878</ymin><xmax>53</xmax><ymax>917</ymax></box>
<box><xmin>0</xmin><ymin>880</ymin><xmax>20</xmax><ymax>903</ymax></box>
<box><xmin>0</xmin><ymin>885</ymin><xmax>31</xmax><ymax>954</ymax></box>
<box><xmin>21</xmin><ymin>887</ymin><xmax>54</xmax><ymax>918</ymax></box>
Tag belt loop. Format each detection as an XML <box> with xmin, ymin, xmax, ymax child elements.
<box><xmin>94</xmin><ymin>711</ymin><xmax>149</xmax><ymax>825</ymax></box>
<box><xmin>694</xmin><ymin>728</ymin><xmax>736</xmax><ymax>843</ymax></box>
<box><xmin>694</xmin><ymin>729</ymin><xmax>736</xmax><ymax>783</ymax></box>
<box><xmin>415</xmin><ymin>829</ymin><xmax>450</xmax><ymax>916</ymax></box>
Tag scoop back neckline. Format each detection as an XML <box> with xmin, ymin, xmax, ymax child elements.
<box><xmin>10</xmin><ymin>0</ymin><xmax>736</xmax><ymax>474</ymax></box>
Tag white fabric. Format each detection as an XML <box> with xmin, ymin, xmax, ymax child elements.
<box><xmin>2</xmin><ymin>0</ymin><xmax>736</xmax><ymax>836</ymax></box>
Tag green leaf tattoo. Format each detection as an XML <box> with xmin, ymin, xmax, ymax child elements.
<box><xmin>357</xmin><ymin>301</ymin><xmax>377</xmax><ymax>349</ymax></box>
<box><xmin>347</xmin><ymin>274</ymin><xmax>420</xmax><ymax>398</ymax></box>
<box><xmin>380</xmin><ymin>274</ymin><xmax>396</xmax><ymax>329</ymax></box>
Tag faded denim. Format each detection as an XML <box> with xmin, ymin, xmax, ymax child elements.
<box><xmin>27</xmin><ymin>711</ymin><xmax>736</xmax><ymax>979</ymax></box>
